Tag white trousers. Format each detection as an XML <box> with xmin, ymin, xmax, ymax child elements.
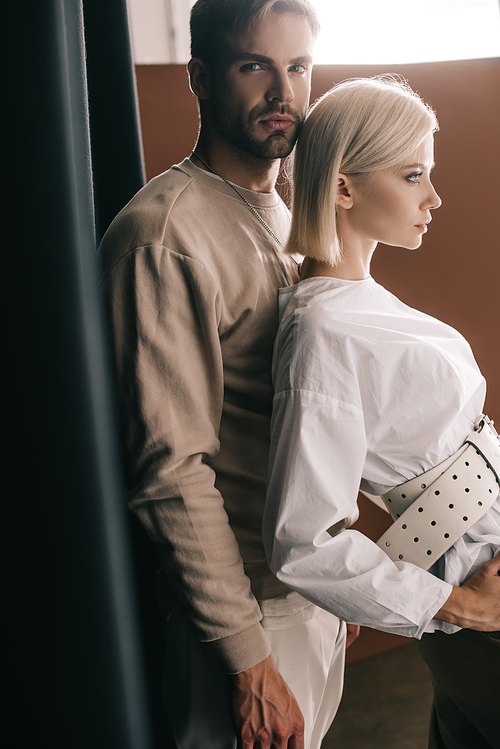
<box><xmin>157</xmin><ymin>573</ymin><xmax>346</xmax><ymax>749</ymax></box>
<box><xmin>265</xmin><ymin>607</ymin><xmax>346</xmax><ymax>749</ymax></box>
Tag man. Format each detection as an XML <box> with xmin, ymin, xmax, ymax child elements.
<box><xmin>99</xmin><ymin>2</ymin><xmax>355</xmax><ymax>747</ymax></box>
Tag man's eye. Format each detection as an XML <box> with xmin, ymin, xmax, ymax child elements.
<box><xmin>289</xmin><ymin>65</ymin><xmax>306</xmax><ymax>73</ymax></box>
<box><xmin>406</xmin><ymin>172</ymin><xmax>423</xmax><ymax>183</ymax></box>
<box><xmin>241</xmin><ymin>62</ymin><xmax>263</xmax><ymax>72</ymax></box>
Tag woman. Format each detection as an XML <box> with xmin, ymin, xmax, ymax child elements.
<box><xmin>264</xmin><ymin>77</ymin><xmax>500</xmax><ymax>748</ymax></box>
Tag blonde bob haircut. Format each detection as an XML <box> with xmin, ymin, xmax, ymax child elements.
<box><xmin>286</xmin><ymin>76</ymin><xmax>438</xmax><ymax>265</ymax></box>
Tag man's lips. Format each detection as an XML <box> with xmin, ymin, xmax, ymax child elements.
<box><xmin>260</xmin><ymin>115</ymin><xmax>295</xmax><ymax>131</ymax></box>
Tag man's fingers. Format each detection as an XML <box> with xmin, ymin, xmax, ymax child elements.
<box><xmin>288</xmin><ymin>728</ymin><xmax>306</xmax><ymax>749</ymax></box>
<box><xmin>231</xmin><ymin>655</ymin><xmax>304</xmax><ymax>749</ymax></box>
<box><xmin>238</xmin><ymin>729</ymin><xmax>300</xmax><ymax>749</ymax></box>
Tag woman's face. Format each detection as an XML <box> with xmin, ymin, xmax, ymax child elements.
<box><xmin>345</xmin><ymin>132</ymin><xmax>442</xmax><ymax>251</ymax></box>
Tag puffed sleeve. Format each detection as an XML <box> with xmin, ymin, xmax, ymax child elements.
<box><xmin>264</xmin><ymin>319</ymin><xmax>452</xmax><ymax>638</ymax></box>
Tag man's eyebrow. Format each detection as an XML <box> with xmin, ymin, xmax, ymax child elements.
<box><xmin>291</xmin><ymin>55</ymin><xmax>313</xmax><ymax>66</ymax></box>
<box><xmin>231</xmin><ymin>53</ymin><xmax>313</xmax><ymax>66</ymax></box>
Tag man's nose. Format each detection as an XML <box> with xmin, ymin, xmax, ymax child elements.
<box><xmin>266</xmin><ymin>70</ymin><xmax>294</xmax><ymax>104</ymax></box>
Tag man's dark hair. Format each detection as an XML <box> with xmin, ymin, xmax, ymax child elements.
<box><xmin>190</xmin><ymin>0</ymin><xmax>320</xmax><ymax>71</ymax></box>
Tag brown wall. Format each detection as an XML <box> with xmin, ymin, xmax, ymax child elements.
<box><xmin>135</xmin><ymin>59</ymin><xmax>500</xmax><ymax>421</ymax></box>
<box><xmin>135</xmin><ymin>60</ymin><xmax>500</xmax><ymax>661</ymax></box>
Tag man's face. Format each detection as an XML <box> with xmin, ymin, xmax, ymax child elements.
<box><xmin>209</xmin><ymin>13</ymin><xmax>315</xmax><ymax>160</ymax></box>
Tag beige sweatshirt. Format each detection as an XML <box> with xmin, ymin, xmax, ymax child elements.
<box><xmin>98</xmin><ymin>159</ymin><xmax>298</xmax><ymax>673</ymax></box>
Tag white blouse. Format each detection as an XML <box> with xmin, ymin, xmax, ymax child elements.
<box><xmin>264</xmin><ymin>276</ymin><xmax>500</xmax><ymax>637</ymax></box>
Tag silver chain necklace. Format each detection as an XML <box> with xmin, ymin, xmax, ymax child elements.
<box><xmin>191</xmin><ymin>151</ymin><xmax>287</xmax><ymax>249</ymax></box>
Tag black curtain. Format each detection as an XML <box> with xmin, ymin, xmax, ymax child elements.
<box><xmin>83</xmin><ymin>0</ymin><xmax>147</xmax><ymax>242</ymax></box>
<box><xmin>2</xmin><ymin>1</ymin><xmax>166</xmax><ymax>746</ymax></box>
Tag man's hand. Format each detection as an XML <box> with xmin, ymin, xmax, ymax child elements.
<box><xmin>345</xmin><ymin>623</ymin><xmax>360</xmax><ymax>648</ymax></box>
<box><xmin>435</xmin><ymin>551</ymin><xmax>500</xmax><ymax>631</ymax></box>
<box><xmin>230</xmin><ymin>655</ymin><xmax>304</xmax><ymax>749</ymax></box>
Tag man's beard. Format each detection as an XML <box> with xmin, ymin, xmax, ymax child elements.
<box><xmin>210</xmin><ymin>99</ymin><xmax>305</xmax><ymax>160</ymax></box>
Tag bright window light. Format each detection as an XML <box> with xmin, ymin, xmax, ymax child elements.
<box><xmin>311</xmin><ymin>0</ymin><xmax>500</xmax><ymax>64</ymax></box>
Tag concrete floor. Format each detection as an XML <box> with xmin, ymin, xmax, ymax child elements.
<box><xmin>322</xmin><ymin>642</ymin><xmax>434</xmax><ymax>749</ymax></box>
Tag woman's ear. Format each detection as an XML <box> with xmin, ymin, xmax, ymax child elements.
<box><xmin>335</xmin><ymin>174</ymin><xmax>354</xmax><ymax>209</ymax></box>
<box><xmin>188</xmin><ymin>58</ymin><xmax>211</xmax><ymax>100</ymax></box>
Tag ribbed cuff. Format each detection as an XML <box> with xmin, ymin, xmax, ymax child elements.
<box><xmin>208</xmin><ymin>622</ymin><xmax>272</xmax><ymax>674</ymax></box>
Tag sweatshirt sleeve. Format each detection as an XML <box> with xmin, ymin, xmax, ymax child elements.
<box><xmin>103</xmin><ymin>244</ymin><xmax>270</xmax><ymax>673</ymax></box>
<box><xmin>264</xmin><ymin>384</ymin><xmax>452</xmax><ymax>639</ymax></box>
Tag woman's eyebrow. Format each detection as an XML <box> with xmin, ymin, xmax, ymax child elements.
<box><xmin>403</xmin><ymin>162</ymin><xmax>436</xmax><ymax>169</ymax></box>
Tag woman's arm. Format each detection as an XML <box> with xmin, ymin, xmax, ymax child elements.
<box><xmin>264</xmin><ymin>387</ymin><xmax>453</xmax><ymax>638</ymax></box>
<box><xmin>266</xmin><ymin>385</ymin><xmax>500</xmax><ymax>634</ymax></box>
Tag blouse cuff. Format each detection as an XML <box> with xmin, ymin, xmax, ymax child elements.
<box><xmin>413</xmin><ymin>580</ymin><xmax>454</xmax><ymax>639</ymax></box>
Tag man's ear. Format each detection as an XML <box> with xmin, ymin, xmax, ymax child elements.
<box><xmin>335</xmin><ymin>174</ymin><xmax>354</xmax><ymax>209</ymax></box>
<box><xmin>188</xmin><ymin>58</ymin><xmax>211</xmax><ymax>100</ymax></box>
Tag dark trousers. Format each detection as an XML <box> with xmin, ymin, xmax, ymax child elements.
<box><xmin>156</xmin><ymin>570</ymin><xmax>237</xmax><ymax>749</ymax></box>
<box><xmin>418</xmin><ymin>628</ymin><xmax>500</xmax><ymax>749</ymax></box>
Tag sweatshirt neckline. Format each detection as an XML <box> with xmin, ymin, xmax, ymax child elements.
<box><xmin>176</xmin><ymin>157</ymin><xmax>282</xmax><ymax>209</ymax></box>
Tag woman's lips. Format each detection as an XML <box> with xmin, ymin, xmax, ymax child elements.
<box><xmin>415</xmin><ymin>219</ymin><xmax>431</xmax><ymax>232</ymax></box>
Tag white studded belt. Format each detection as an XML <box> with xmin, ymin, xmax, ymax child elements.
<box><xmin>376</xmin><ymin>416</ymin><xmax>500</xmax><ymax>570</ymax></box>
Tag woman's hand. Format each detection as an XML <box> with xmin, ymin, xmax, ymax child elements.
<box><xmin>346</xmin><ymin>623</ymin><xmax>361</xmax><ymax>648</ymax></box>
<box><xmin>434</xmin><ymin>552</ymin><xmax>500</xmax><ymax>631</ymax></box>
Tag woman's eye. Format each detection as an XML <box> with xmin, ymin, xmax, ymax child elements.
<box><xmin>406</xmin><ymin>172</ymin><xmax>423</xmax><ymax>183</ymax></box>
